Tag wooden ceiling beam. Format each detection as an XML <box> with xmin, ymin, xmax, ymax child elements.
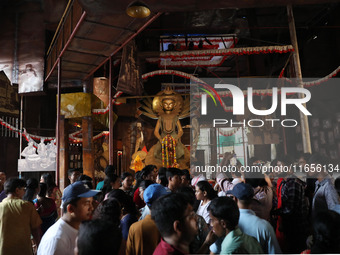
<box><xmin>84</xmin><ymin>19</ymin><xmax>136</xmax><ymax>33</ymax></box>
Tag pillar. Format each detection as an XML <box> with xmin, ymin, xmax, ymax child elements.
<box><xmin>59</xmin><ymin>115</ymin><xmax>69</xmax><ymax>190</ymax></box>
<box><xmin>82</xmin><ymin>116</ymin><xmax>95</xmax><ymax>180</ymax></box>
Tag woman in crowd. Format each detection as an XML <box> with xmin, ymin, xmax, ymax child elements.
<box><xmin>156</xmin><ymin>167</ymin><xmax>168</xmax><ymax>187</ymax></box>
<box><xmin>40</xmin><ymin>173</ymin><xmax>62</xmax><ymax>217</ymax></box>
<box><xmin>23</xmin><ymin>178</ymin><xmax>39</xmax><ymax>203</ymax></box>
<box><xmin>120</xmin><ymin>172</ymin><xmax>134</xmax><ymax>197</ymax></box>
<box><xmin>195</xmin><ymin>180</ymin><xmax>217</xmax><ymax>224</ymax></box>
<box><xmin>138</xmin><ymin>179</ymin><xmax>154</xmax><ymax>220</ymax></box>
<box><xmin>33</xmin><ymin>182</ymin><xmax>57</xmax><ymax>234</ymax></box>
<box><xmin>101</xmin><ymin>173</ymin><xmax>121</xmax><ymax>201</ymax></box>
<box><xmin>133</xmin><ymin>165</ymin><xmax>155</xmax><ymax>209</ymax></box>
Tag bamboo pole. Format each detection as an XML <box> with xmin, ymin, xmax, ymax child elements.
<box><xmin>287</xmin><ymin>5</ymin><xmax>312</xmax><ymax>153</ymax></box>
<box><xmin>109</xmin><ymin>57</ymin><xmax>114</xmax><ymax>165</ymax></box>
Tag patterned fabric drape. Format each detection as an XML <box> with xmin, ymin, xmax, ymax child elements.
<box><xmin>117</xmin><ymin>40</ymin><xmax>142</xmax><ymax>96</ymax></box>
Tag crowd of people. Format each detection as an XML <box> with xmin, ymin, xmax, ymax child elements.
<box><xmin>0</xmin><ymin>152</ymin><xmax>340</xmax><ymax>255</ymax></box>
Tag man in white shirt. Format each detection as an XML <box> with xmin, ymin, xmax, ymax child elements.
<box><xmin>37</xmin><ymin>181</ymin><xmax>100</xmax><ymax>255</ymax></box>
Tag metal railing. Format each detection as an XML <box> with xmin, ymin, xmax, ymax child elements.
<box><xmin>1</xmin><ymin>116</ymin><xmax>19</xmax><ymax>138</ymax></box>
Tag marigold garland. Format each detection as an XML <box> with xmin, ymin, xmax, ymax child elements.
<box><xmin>161</xmin><ymin>135</ymin><xmax>177</xmax><ymax>168</ymax></box>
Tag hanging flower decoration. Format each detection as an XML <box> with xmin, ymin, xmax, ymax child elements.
<box><xmin>0</xmin><ymin>117</ymin><xmax>109</xmax><ymax>145</ymax></box>
<box><xmin>161</xmin><ymin>134</ymin><xmax>178</xmax><ymax>168</ymax></box>
<box><xmin>280</xmin><ymin>65</ymin><xmax>340</xmax><ymax>87</ymax></box>
<box><xmin>218</xmin><ymin>127</ymin><xmax>241</xmax><ymax>137</ymax></box>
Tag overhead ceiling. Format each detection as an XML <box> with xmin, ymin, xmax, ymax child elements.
<box><xmin>44</xmin><ymin>0</ymin><xmax>162</xmax><ymax>83</ymax></box>
<box><xmin>45</xmin><ymin>0</ymin><xmax>339</xmax><ymax>84</ymax></box>
<box><xmin>0</xmin><ymin>0</ymin><xmax>339</xmax><ymax>91</ymax></box>
<box><xmin>78</xmin><ymin>0</ymin><xmax>339</xmax><ymax>14</ymax></box>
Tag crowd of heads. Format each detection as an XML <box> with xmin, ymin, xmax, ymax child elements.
<box><xmin>1</xmin><ymin>155</ymin><xmax>340</xmax><ymax>255</ymax></box>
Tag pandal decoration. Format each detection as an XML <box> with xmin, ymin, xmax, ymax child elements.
<box><xmin>280</xmin><ymin>64</ymin><xmax>340</xmax><ymax>87</ymax></box>
<box><xmin>130</xmin><ymin>154</ymin><xmax>144</xmax><ymax>172</ymax></box>
<box><xmin>0</xmin><ymin>117</ymin><xmax>109</xmax><ymax>146</ymax></box>
<box><xmin>161</xmin><ymin>134</ymin><xmax>179</xmax><ymax>168</ymax></box>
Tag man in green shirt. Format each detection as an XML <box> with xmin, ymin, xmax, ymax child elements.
<box><xmin>0</xmin><ymin>178</ymin><xmax>42</xmax><ymax>255</ymax></box>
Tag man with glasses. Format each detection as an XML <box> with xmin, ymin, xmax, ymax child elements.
<box><xmin>151</xmin><ymin>193</ymin><xmax>198</xmax><ymax>255</ymax></box>
<box><xmin>0</xmin><ymin>178</ymin><xmax>42</xmax><ymax>254</ymax></box>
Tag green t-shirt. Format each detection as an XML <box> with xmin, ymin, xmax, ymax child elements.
<box><xmin>96</xmin><ymin>180</ymin><xmax>104</xmax><ymax>190</ymax></box>
<box><xmin>221</xmin><ymin>227</ymin><xmax>263</xmax><ymax>254</ymax></box>
<box><xmin>0</xmin><ymin>197</ymin><xmax>42</xmax><ymax>255</ymax></box>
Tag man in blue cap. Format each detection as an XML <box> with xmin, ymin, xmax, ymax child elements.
<box><xmin>126</xmin><ymin>184</ymin><xmax>168</xmax><ymax>255</ymax></box>
<box><xmin>227</xmin><ymin>183</ymin><xmax>281</xmax><ymax>254</ymax></box>
<box><xmin>38</xmin><ymin>181</ymin><xmax>100</xmax><ymax>255</ymax></box>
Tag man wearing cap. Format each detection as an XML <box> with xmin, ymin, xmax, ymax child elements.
<box><xmin>227</xmin><ymin>183</ymin><xmax>281</xmax><ymax>254</ymax></box>
<box><xmin>126</xmin><ymin>184</ymin><xmax>168</xmax><ymax>255</ymax></box>
<box><xmin>37</xmin><ymin>181</ymin><xmax>100</xmax><ymax>255</ymax></box>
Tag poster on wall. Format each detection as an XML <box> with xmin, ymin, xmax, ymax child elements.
<box><xmin>17</xmin><ymin>11</ymin><xmax>45</xmax><ymax>94</ymax></box>
<box><xmin>0</xmin><ymin>5</ymin><xmax>45</xmax><ymax>94</ymax></box>
<box><xmin>18</xmin><ymin>62</ymin><xmax>44</xmax><ymax>93</ymax></box>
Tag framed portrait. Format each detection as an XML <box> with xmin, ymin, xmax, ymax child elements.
<box><xmin>319</xmin><ymin>131</ymin><xmax>326</xmax><ymax>145</ymax></box>
<box><xmin>328</xmin><ymin>131</ymin><xmax>335</xmax><ymax>145</ymax></box>
<box><xmin>330</xmin><ymin>150</ymin><xmax>337</xmax><ymax>160</ymax></box>
<box><xmin>296</xmin><ymin>143</ymin><xmax>303</xmax><ymax>151</ymax></box>
<box><xmin>320</xmin><ymin>148</ymin><xmax>326</xmax><ymax>156</ymax></box>
<box><xmin>313</xmin><ymin>140</ymin><xmax>319</xmax><ymax>152</ymax></box>
<box><xmin>322</xmin><ymin>119</ymin><xmax>332</xmax><ymax>129</ymax></box>
<box><xmin>334</xmin><ymin>124</ymin><xmax>340</xmax><ymax>139</ymax></box>
<box><xmin>312</xmin><ymin>118</ymin><xmax>320</xmax><ymax>128</ymax></box>
<box><xmin>311</xmin><ymin>129</ymin><xmax>319</xmax><ymax>138</ymax></box>
<box><xmin>336</xmin><ymin>113</ymin><xmax>340</xmax><ymax>123</ymax></box>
